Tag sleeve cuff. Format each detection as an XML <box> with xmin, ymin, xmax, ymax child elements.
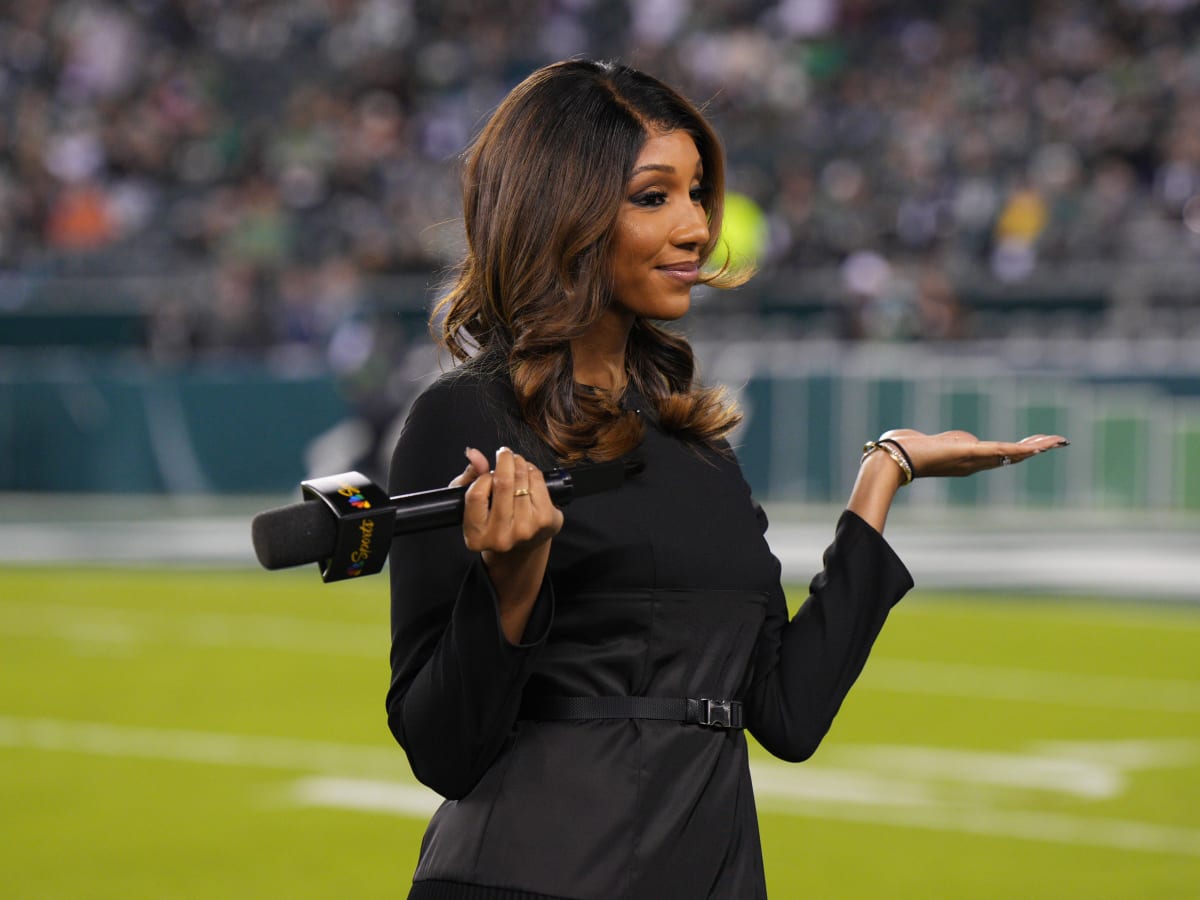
<box><xmin>456</xmin><ymin>556</ymin><xmax>556</xmax><ymax>654</ymax></box>
<box><xmin>837</xmin><ymin>508</ymin><xmax>915</xmax><ymax>603</ymax></box>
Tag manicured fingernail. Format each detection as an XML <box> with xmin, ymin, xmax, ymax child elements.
<box><xmin>1057</xmin><ymin>440</ymin><xmax>1071</xmax><ymax>447</ymax></box>
<box><xmin>464</xmin><ymin>447</ymin><xmax>475</xmax><ymax>457</ymax></box>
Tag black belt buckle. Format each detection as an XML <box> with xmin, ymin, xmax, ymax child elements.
<box><xmin>699</xmin><ymin>698</ymin><xmax>733</xmax><ymax>728</ymax></box>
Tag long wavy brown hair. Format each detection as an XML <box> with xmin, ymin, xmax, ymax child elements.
<box><xmin>434</xmin><ymin>59</ymin><xmax>746</xmax><ymax>462</ymax></box>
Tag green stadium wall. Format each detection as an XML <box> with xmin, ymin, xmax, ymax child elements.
<box><xmin>2</xmin><ymin>351</ymin><xmax>1198</xmax><ymax>511</ymax></box>
<box><xmin>0</xmin><ymin>355</ymin><xmax>348</xmax><ymax>494</ymax></box>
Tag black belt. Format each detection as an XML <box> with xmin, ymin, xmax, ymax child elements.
<box><xmin>520</xmin><ymin>696</ymin><xmax>744</xmax><ymax>729</ymax></box>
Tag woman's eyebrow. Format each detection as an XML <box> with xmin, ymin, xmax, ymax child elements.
<box><xmin>630</xmin><ymin>163</ymin><xmax>676</xmax><ymax>175</ymax></box>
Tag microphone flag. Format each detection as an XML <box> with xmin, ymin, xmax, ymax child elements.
<box><xmin>300</xmin><ymin>472</ymin><xmax>396</xmax><ymax>583</ymax></box>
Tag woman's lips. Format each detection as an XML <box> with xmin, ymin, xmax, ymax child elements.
<box><xmin>657</xmin><ymin>262</ymin><xmax>700</xmax><ymax>283</ymax></box>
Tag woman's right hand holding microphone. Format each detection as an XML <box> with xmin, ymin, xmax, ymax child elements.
<box><xmin>450</xmin><ymin>446</ymin><xmax>564</xmax><ymax>644</ymax></box>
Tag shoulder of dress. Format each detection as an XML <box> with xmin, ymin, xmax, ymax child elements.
<box><xmin>407</xmin><ymin>360</ymin><xmax>556</xmax><ymax>463</ymax></box>
<box><xmin>416</xmin><ymin>361</ymin><xmax>515</xmax><ymax>408</ymax></box>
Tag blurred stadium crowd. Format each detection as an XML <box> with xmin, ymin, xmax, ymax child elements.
<box><xmin>3</xmin><ymin>0</ymin><xmax>1200</xmax><ymax>358</ymax></box>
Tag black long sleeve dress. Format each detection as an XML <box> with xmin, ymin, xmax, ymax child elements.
<box><xmin>386</xmin><ymin>364</ymin><xmax>913</xmax><ymax>900</ymax></box>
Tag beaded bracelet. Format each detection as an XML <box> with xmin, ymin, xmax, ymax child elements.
<box><xmin>861</xmin><ymin>439</ymin><xmax>914</xmax><ymax>485</ymax></box>
<box><xmin>876</xmin><ymin>438</ymin><xmax>915</xmax><ymax>478</ymax></box>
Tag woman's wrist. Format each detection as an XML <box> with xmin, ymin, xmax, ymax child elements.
<box><xmin>483</xmin><ymin>542</ymin><xmax>552</xmax><ymax>644</ymax></box>
<box><xmin>862</xmin><ymin>439</ymin><xmax>914</xmax><ymax>484</ymax></box>
<box><xmin>846</xmin><ymin>446</ymin><xmax>906</xmax><ymax>534</ymax></box>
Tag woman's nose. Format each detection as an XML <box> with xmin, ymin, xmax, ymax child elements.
<box><xmin>671</xmin><ymin>202</ymin><xmax>709</xmax><ymax>248</ymax></box>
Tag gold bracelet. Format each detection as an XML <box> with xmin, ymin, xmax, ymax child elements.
<box><xmin>861</xmin><ymin>440</ymin><xmax>913</xmax><ymax>485</ymax></box>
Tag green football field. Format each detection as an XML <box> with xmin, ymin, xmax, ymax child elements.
<box><xmin>2</xmin><ymin>566</ymin><xmax>1197</xmax><ymax>898</ymax></box>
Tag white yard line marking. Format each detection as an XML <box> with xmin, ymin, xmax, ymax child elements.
<box><xmin>747</xmin><ymin>764</ymin><xmax>936</xmax><ymax>807</ymax></box>
<box><xmin>290</xmin><ymin>777</ymin><xmax>441</xmax><ymax>818</ymax></box>
<box><xmin>1032</xmin><ymin>738</ymin><xmax>1200</xmax><ymax>769</ymax></box>
<box><xmin>4</xmin><ymin>716</ymin><xmax>1199</xmax><ymax>857</ymax></box>
<box><xmin>817</xmin><ymin>737</ymin><xmax>1200</xmax><ymax>802</ymax></box>
<box><xmin>829</xmin><ymin>745</ymin><xmax>1123</xmax><ymax>799</ymax></box>
<box><xmin>753</xmin><ymin>792</ymin><xmax>1200</xmax><ymax>858</ymax></box>
<box><xmin>291</xmin><ymin>768</ymin><xmax>1200</xmax><ymax>858</ymax></box>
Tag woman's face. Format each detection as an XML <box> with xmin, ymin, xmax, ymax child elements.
<box><xmin>608</xmin><ymin>128</ymin><xmax>710</xmax><ymax>322</ymax></box>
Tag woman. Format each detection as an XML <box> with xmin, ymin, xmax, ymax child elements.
<box><xmin>386</xmin><ymin>60</ymin><xmax>1065</xmax><ymax>900</ymax></box>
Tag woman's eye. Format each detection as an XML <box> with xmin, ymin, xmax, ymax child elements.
<box><xmin>690</xmin><ymin>186</ymin><xmax>707</xmax><ymax>203</ymax></box>
<box><xmin>631</xmin><ymin>190</ymin><xmax>668</xmax><ymax>207</ymax></box>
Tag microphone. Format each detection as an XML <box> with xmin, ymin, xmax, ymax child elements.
<box><xmin>251</xmin><ymin>457</ymin><xmax>642</xmax><ymax>583</ymax></box>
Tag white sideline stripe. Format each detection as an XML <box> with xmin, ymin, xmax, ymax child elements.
<box><xmin>897</xmin><ymin>603</ymin><xmax>1200</xmax><ymax>633</ymax></box>
<box><xmin>4</xmin><ymin>602</ymin><xmax>1199</xmax><ymax>712</ymax></box>
<box><xmin>4</xmin><ymin>716</ymin><xmax>1199</xmax><ymax>857</ymax></box>
<box><xmin>0</xmin><ymin>716</ymin><xmax>405</xmax><ymax>779</ymax></box>
<box><xmin>0</xmin><ymin>602</ymin><xmax>380</xmax><ymax>657</ymax></box>
<box><xmin>865</xmin><ymin>659</ymin><xmax>1200</xmax><ymax>714</ymax></box>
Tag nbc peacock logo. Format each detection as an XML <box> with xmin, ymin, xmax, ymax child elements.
<box><xmin>338</xmin><ymin>484</ymin><xmax>371</xmax><ymax>509</ymax></box>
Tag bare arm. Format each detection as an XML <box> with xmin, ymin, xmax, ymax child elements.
<box><xmin>847</xmin><ymin>429</ymin><xmax>1069</xmax><ymax>534</ymax></box>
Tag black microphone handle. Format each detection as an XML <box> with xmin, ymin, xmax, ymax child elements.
<box><xmin>390</xmin><ymin>470</ymin><xmax>579</xmax><ymax>534</ymax></box>
<box><xmin>392</xmin><ymin>485</ymin><xmax>467</xmax><ymax>534</ymax></box>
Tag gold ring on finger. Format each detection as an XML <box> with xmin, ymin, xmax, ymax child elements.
<box><xmin>513</xmin><ymin>488</ymin><xmax>531</xmax><ymax>497</ymax></box>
